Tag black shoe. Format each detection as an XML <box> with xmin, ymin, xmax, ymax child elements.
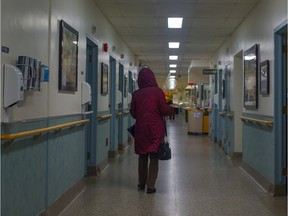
<box><xmin>146</xmin><ymin>188</ymin><xmax>156</xmax><ymax>194</ymax></box>
<box><xmin>137</xmin><ymin>184</ymin><xmax>145</xmax><ymax>191</ymax></box>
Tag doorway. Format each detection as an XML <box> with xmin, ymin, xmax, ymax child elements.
<box><xmin>274</xmin><ymin>22</ymin><xmax>287</xmax><ymax>195</ymax></box>
<box><xmin>232</xmin><ymin>51</ymin><xmax>244</xmax><ymax>158</ymax></box>
<box><xmin>85</xmin><ymin>38</ymin><xmax>98</xmax><ymax>175</ymax></box>
<box><xmin>109</xmin><ymin>56</ymin><xmax>118</xmax><ymax>157</ymax></box>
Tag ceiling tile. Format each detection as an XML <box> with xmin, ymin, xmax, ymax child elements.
<box><xmin>92</xmin><ymin>0</ymin><xmax>259</xmax><ymax>76</ymax></box>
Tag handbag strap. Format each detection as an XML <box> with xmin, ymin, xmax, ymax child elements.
<box><xmin>164</xmin><ymin>120</ymin><xmax>167</xmax><ymax>137</ymax></box>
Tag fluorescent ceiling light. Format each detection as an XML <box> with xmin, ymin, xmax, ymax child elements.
<box><xmin>169</xmin><ymin>55</ymin><xmax>178</xmax><ymax>60</ymax></box>
<box><xmin>169</xmin><ymin>42</ymin><xmax>180</xmax><ymax>48</ymax></box>
<box><xmin>170</xmin><ymin>70</ymin><xmax>176</xmax><ymax>73</ymax></box>
<box><xmin>169</xmin><ymin>64</ymin><xmax>177</xmax><ymax>68</ymax></box>
<box><xmin>170</xmin><ymin>75</ymin><xmax>176</xmax><ymax>79</ymax></box>
<box><xmin>168</xmin><ymin>17</ymin><xmax>183</xmax><ymax>28</ymax></box>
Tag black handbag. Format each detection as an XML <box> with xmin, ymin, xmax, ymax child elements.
<box><xmin>158</xmin><ymin>121</ymin><xmax>171</xmax><ymax>160</ymax></box>
<box><xmin>158</xmin><ymin>140</ymin><xmax>171</xmax><ymax>160</ymax></box>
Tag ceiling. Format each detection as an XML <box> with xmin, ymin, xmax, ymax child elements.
<box><xmin>93</xmin><ymin>0</ymin><xmax>259</xmax><ymax>76</ymax></box>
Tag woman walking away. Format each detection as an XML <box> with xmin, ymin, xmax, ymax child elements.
<box><xmin>130</xmin><ymin>66</ymin><xmax>174</xmax><ymax>194</ymax></box>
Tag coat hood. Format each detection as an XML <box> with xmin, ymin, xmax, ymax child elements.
<box><xmin>137</xmin><ymin>67</ymin><xmax>158</xmax><ymax>88</ymax></box>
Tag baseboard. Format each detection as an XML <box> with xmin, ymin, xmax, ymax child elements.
<box><xmin>39</xmin><ymin>179</ymin><xmax>85</xmax><ymax>216</ymax></box>
<box><xmin>240</xmin><ymin>161</ymin><xmax>286</xmax><ymax>196</ymax></box>
<box><xmin>230</xmin><ymin>152</ymin><xmax>243</xmax><ymax>160</ymax></box>
<box><xmin>108</xmin><ymin>150</ymin><xmax>119</xmax><ymax>158</ymax></box>
<box><xmin>128</xmin><ymin>137</ymin><xmax>133</xmax><ymax>144</ymax></box>
<box><xmin>118</xmin><ymin>142</ymin><xmax>129</xmax><ymax>151</ymax></box>
<box><xmin>87</xmin><ymin>158</ymin><xmax>109</xmax><ymax>176</ymax></box>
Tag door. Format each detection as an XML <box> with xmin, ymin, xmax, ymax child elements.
<box><xmin>224</xmin><ymin>64</ymin><xmax>234</xmax><ymax>156</ymax></box>
<box><xmin>274</xmin><ymin>23</ymin><xmax>287</xmax><ymax>194</ymax></box>
<box><xmin>109</xmin><ymin>56</ymin><xmax>118</xmax><ymax>156</ymax></box>
<box><xmin>211</xmin><ymin>74</ymin><xmax>218</xmax><ymax>143</ymax></box>
<box><xmin>118</xmin><ymin>63</ymin><xmax>124</xmax><ymax>149</ymax></box>
<box><xmin>217</xmin><ymin>69</ymin><xmax>223</xmax><ymax>147</ymax></box>
<box><xmin>85</xmin><ymin>38</ymin><xmax>98</xmax><ymax>175</ymax></box>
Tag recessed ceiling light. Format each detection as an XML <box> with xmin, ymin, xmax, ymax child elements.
<box><xmin>168</xmin><ymin>42</ymin><xmax>180</xmax><ymax>48</ymax></box>
<box><xmin>168</xmin><ymin>17</ymin><xmax>183</xmax><ymax>28</ymax></box>
<box><xmin>169</xmin><ymin>55</ymin><xmax>178</xmax><ymax>60</ymax></box>
<box><xmin>170</xmin><ymin>70</ymin><xmax>176</xmax><ymax>73</ymax></box>
<box><xmin>170</xmin><ymin>75</ymin><xmax>176</xmax><ymax>79</ymax></box>
<box><xmin>169</xmin><ymin>64</ymin><xmax>177</xmax><ymax>68</ymax></box>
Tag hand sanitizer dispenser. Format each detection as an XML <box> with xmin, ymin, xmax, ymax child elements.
<box><xmin>81</xmin><ymin>82</ymin><xmax>91</xmax><ymax>105</ymax></box>
<box><xmin>116</xmin><ymin>90</ymin><xmax>122</xmax><ymax>105</ymax></box>
<box><xmin>81</xmin><ymin>81</ymin><xmax>93</xmax><ymax>114</ymax></box>
<box><xmin>127</xmin><ymin>93</ymin><xmax>132</xmax><ymax>104</ymax></box>
<box><xmin>3</xmin><ymin>64</ymin><xmax>24</xmax><ymax>108</ymax></box>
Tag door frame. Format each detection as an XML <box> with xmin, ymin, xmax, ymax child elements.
<box><xmin>85</xmin><ymin>37</ymin><xmax>99</xmax><ymax>175</ymax></box>
<box><xmin>118</xmin><ymin>63</ymin><xmax>124</xmax><ymax>149</ymax></box>
<box><xmin>109</xmin><ymin>56</ymin><xmax>118</xmax><ymax>157</ymax></box>
<box><xmin>274</xmin><ymin>21</ymin><xmax>287</xmax><ymax>194</ymax></box>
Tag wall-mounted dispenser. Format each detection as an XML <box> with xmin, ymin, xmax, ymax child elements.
<box><xmin>127</xmin><ymin>93</ymin><xmax>132</xmax><ymax>104</ymax></box>
<box><xmin>3</xmin><ymin>64</ymin><xmax>24</xmax><ymax>108</ymax></box>
<box><xmin>81</xmin><ymin>82</ymin><xmax>92</xmax><ymax>114</ymax></box>
<box><xmin>213</xmin><ymin>93</ymin><xmax>219</xmax><ymax>106</ymax></box>
<box><xmin>116</xmin><ymin>90</ymin><xmax>122</xmax><ymax>105</ymax></box>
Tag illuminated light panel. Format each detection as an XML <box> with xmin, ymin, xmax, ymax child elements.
<box><xmin>169</xmin><ymin>42</ymin><xmax>180</xmax><ymax>48</ymax></box>
<box><xmin>170</xmin><ymin>70</ymin><xmax>176</xmax><ymax>73</ymax></box>
<box><xmin>169</xmin><ymin>55</ymin><xmax>178</xmax><ymax>60</ymax></box>
<box><xmin>168</xmin><ymin>17</ymin><xmax>183</xmax><ymax>28</ymax></box>
<box><xmin>169</xmin><ymin>64</ymin><xmax>177</xmax><ymax>68</ymax></box>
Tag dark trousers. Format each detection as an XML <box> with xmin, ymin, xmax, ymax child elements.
<box><xmin>138</xmin><ymin>153</ymin><xmax>159</xmax><ymax>188</ymax></box>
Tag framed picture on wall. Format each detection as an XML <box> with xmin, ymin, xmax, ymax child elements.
<box><xmin>222</xmin><ymin>79</ymin><xmax>226</xmax><ymax>99</ymax></box>
<box><xmin>244</xmin><ymin>44</ymin><xmax>259</xmax><ymax>109</ymax></box>
<box><xmin>58</xmin><ymin>20</ymin><xmax>79</xmax><ymax>91</ymax></box>
<box><xmin>101</xmin><ymin>63</ymin><xmax>109</xmax><ymax>95</ymax></box>
<box><xmin>260</xmin><ymin>60</ymin><xmax>270</xmax><ymax>95</ymax></box>
<box><xmin>124</xmin><ymin>75</ymin><xmax>128</xmax><ymax>97</ymax></box>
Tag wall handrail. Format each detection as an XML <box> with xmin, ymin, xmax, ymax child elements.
<box><xmin>240</xmin><ymin>116</ymin><xmax>273</xmax><ymax>126</ymax></box>
<box><xmin>97</xmin><ymin>114</ymin><xmax>112</xmax><ymax>121</ymax></box>
<box><xmin>219</xmin><ymin>112</ymin><xmax>225</xmax><ymax>117</ymax></box>
<box><xmin>227</xmin><ymin>113</ymin><xmax>233</xmax><ymax>119</ymax></box>
<box><xmin>123</xmin><ymin>111</ymin><xmax>130</xmax><ymax>116</ymax></box>
<box><xmin>116</xmin><ymin>112</ymin><xmax>123</xmax><ymax>117</ymax></box>
<box><xmin>1</xmin><ymin>119</ymin><xmax>89</xmax><ymax>141</ymax></box>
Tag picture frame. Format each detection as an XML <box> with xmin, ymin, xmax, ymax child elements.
<box><xmin>124</xmin><ymin>75</ymin><xmax>128</xmax><ymax>97</ymax></box>
<box><xmin>260</xmin><ymin>60</ymin><xmax>270</xmax><ymax>95</ymax></box>
<box><xmin>58</xmin><ymin>20</ymin><xmax>79</xmax><ymax>91</ymax></box>
<box><xmin>222</xmin><ymin>79</ymin><xmax>226</xmax><ymax>99</ymax></box>
<box><xmin>244</xmin><ymin>44</ymin><xmax>259</xmax><ymax>109</ymax></box>
<box><xmin>101</xmin><ymin>63</ymin><xmax>109</xmax><ymax>95</ymax></box>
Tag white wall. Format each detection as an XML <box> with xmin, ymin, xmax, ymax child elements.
<box><xmin>188</xmin><ymin>67</ymin><xmax>210</xmax><ymax>84</ymax></box>
<box><xmin>1</xmin><ymin>0</ymin><xmax>49</xmax><ymax>122</ymax></box>
<box><xmin>1</xmin><ymin>0</ymin><xmax>137</xmax><ymax>122</ymax></box>
<box><xmin>49</xmin><ymin>0</ymin><xmax>136</xmax><ymax>115</ymax></box>
<box><xmin>211</xmin><ymin>0</ymin><xmax>287</xmax><ymax>116</ymax></box>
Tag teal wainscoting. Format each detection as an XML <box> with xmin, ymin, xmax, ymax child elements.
<box><xmin>46</xmin><ymin>115</ymin><xmax>86</xmax><ymax>206</ymax></box>
<box><xmin>242</xmin><ymin>115</ymin><xmax>275</xmax><ymax>183</ymax></box>
<box><xmin>96</xmin><ymin>111</ymin><xmax>110</xmax><ymax>170</ymax></box>
<box><xmin>1</xmin><ymin>115</ymin><xmax>86</xmax><ymax>216</ymax></box>
<box><xmin>2</xmin><ymin>119</ymin><xmax>48</xmax><ymax>216</ymax></box>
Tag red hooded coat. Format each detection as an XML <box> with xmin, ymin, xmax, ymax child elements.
<box><xmin>130</xmin><ymin>68</ymin><xmax>174</xmax><ymax>155</ymax></box>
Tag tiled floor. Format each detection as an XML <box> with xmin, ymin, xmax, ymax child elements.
<box><xmin>61</xmin><ymin>115</ymin><xmax>287</xmax><ymax>216</ymax></box>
